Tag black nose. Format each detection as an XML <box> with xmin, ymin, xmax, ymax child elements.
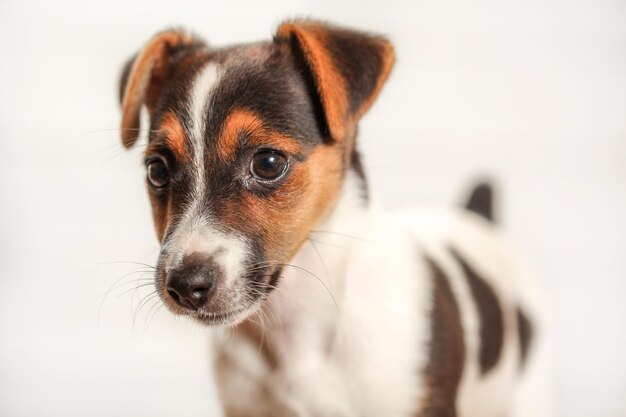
<box><xmin>165</xmin><ymin>253</ymin><xmax>221</xmax><ymax>310</ymax></box>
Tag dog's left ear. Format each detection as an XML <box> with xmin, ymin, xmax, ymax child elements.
<box><xmin>275</xmin><ymin>20</ymin><xmax>395</xmax><ymax>142</ymax></box>
<box><xmin>119</xmin><ymin>30</ymin><xmax>203</xmax><ymax>148</ymax></box>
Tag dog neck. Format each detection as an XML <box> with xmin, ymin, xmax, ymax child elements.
<box><xmin>228</xmin><ymin>168</ymin><xmax>376</xmax><ymax>367</ymax></box>
<box><xmin>213</xmin><ymin>167</ymin><xmax>427</xmax><ymax>417</ymax></box>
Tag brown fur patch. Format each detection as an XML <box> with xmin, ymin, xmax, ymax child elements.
<box><xmin>218</xmin><ymin>109</ymin><xmax>303</xmax><ymax>162</ymax></box>
<box><xmin>282</xmin><ymin>143</ymin><xmax>344</xmax><ymax>258</ymax></box>
<box><xmin>159</xmin><ymin>111</ymin><xmax>189</xmax><ymax>161</ymax></box>
<box><xmin>217</xmin><ymin>141</ymin><xmax>343</xmax><ymax>263</ymax></box>
<box><xmin>420</xmin><ymin>257</ymin><xmax>465</xmax><ymax>417</ymax></box>
<box><xmin>450</xmin><ymin>248</ymin><xmax>504</xmax><ymax>375</ymax></box>
<box><xmin>148</xmin><ymin>192</ymin><xmax>171</xmax><ymax>243</ymax></box>
<box><xmin>277</xmin><ymin>22</ymin><xmax>350</xmax><ymax>142</ymax></box>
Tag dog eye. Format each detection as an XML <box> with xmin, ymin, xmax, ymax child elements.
<box><xmin>250</xmin><ymin>151</ymin><xmax>288</xmax><ymax>181</ymax></box>
<box><xmin>147</xmin><ymin>159</ymin><xmax>169</xmax><ymax>188</ymax></box>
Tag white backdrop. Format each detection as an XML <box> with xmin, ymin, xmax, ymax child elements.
<box><xmin>1</xmin><ymin>0</ymin><xmax>624</xmax><ymax>416</ymax></box>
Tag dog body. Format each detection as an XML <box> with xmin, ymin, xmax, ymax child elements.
<box><xmin>118</xmin><ymin>20</ymin><xmax>548</xmax><ymax>417</ymax></box>
<box><xmin>213</xmin><ymin>173</ymin><xmax>545</xmax><ymax>417</ymax></box>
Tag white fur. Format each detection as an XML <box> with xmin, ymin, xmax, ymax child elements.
<box><xmin>212</xmin><ymin>172</ymin><xmax>550</xmax><ymax>417</ymax></box>
<box><xmin>163</xmin><ymin>215</ymin><xmax>249</xmax><ymax>288</ymax></box>
<box><xmin>188</xmin><ymin>63</ymin><xmax>219</xmax><ymax>201</ymax></box>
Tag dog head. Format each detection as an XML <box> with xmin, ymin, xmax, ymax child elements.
<box><xmin>118</xmin><ymin>20</ymin><xmax>394</xmax><ymax>325</ymax></box>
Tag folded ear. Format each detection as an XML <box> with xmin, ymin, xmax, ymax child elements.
<box><xmin>275</xmin><ymin>20</ymin><xmax>395</xmax><ymax>142</ymax></box>
<box><xmin>119</xmin><ymin>30</ymin><xmax>202</xmax><ymax>148</ymax></box>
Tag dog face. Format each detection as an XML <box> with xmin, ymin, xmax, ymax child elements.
<box><xmin>119</xmin><ymin>21</ymin><xmax>394</xmax><ymax>325</ymax></box>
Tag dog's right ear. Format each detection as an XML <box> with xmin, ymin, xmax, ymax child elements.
<box><xmin>118</xmin><ymin>30</ymin><xmax>203</xmax><ymax>148</ymax></box>
<box><xmin>275</xmin><ymin>20</ymin><xmax>395</xmax><ymax>143</ymax></box>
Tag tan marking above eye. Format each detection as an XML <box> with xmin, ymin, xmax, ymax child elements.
<box><xmin>217</xmin><ymin>109</ymin><xmax>303</xmax><ymax>162</ymax></box>
<box><xmin>159</xmin><ymin>112</ymin><xmax>189</xmax><ymax>161</ymax></box>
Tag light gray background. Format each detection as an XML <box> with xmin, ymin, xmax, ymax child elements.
<box><xmin>1</xmin><ymin>0</ymin><xmax>624</xmax><ymax>416</ymax></box>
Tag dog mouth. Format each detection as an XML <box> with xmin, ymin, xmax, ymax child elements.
<box><xmin>160</xmin><ymin>290</ymin><xmax>266</xmax><ymax>326</ymax></box>
<box><xmin>191</xmin><ymin>302</ymin><xmax>264</xmax><ymax>326</ymax></box>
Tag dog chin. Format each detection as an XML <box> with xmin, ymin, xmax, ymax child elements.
<box><xmin>190</xmin><ymin>302</ymin><xmax>263</xmax><ymax>327</ymax></box>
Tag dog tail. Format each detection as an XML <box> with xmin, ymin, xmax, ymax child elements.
<box><xmin>465</xmin><ymin>181</ymin><xmax>495</xmax><ymax>223</ymax></box>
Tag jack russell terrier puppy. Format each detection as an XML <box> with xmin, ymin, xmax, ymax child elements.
<box><xmin>118</xmin><ymin>19</ymin><xmax>549</xmax><ymax>417</ymax></box>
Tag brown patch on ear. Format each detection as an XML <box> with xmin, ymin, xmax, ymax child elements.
<box><xmin>120</xmin><ymin>30</ymin><xmax>199</xmax><ymax>148</ymax></box>
<box><xmin>218</xmin><ymin>109</ymin><xmax>303</xmax><ymax>161</ymax></box>
<box><xmin>277</xmin><ymin>22</ymin><xmax>349</xmax><ymax>142</ymax></box>
<box><xmin>355</xmin><ymin>39</ymin><xmax>395</xmax><ymax>118</ymax></box>
<box><xmin>159</xmin><ymin>111</ymin><xmax>189</xmax><ymax>161</ymax></box>
<box><xmin>275</xmin><ymin>20</ymin><xmax>395</xmax><ymax>143</ymax></box>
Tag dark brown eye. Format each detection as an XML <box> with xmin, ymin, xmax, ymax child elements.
<box><xmin>147</xmin><ymin>159</ymin><xmax>169</xmax><ymax>188</ymax></box>
<box><xmin>250</xmin><ymin>151</ymin><xmax>288</xmax><ymax>181</ymax></box>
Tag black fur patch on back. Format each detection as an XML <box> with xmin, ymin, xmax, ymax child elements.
<box><xmin>465</xmin><ymin>182</ymin><xmax>494</xmax><ymax>222</ymax></box>
<box><xmin>421</xmin><ymin>256</ymin><xmax>465</xmax><ymax>417</ymax></box>
<box><xmin>450</xmin><ymin>248</ymin><xmax>504</xmax><ymax>375</ymax></box>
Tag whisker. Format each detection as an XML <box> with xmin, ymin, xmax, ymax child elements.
<box><xmin>146</xmin><ymin>303</ymin><xmax>165</xmax><ymax>329</ymax></box>
<box><xmin>308</xmin><ymin>239</ymin><xmax>330</xmax><ymax>283</ymax></box>
<box><xmin>241</xmin><ymin>260</ymin><xmax>338</xmax><ymax>310</ymax></box>
<box><xmin>98</xmin><ymin>269</ymin><xmax>155</xmax><ymax>325</ymax></box>
<box><xmin>78</xmin><ymin>128</ymin><xmax>152</xmax><ymax>168</ymax></box>
<box><xmin>116</xmin><ymin>281</ymin><xmax>156</xmax><ymax>298</ymax></box>
<box><xmin>85</xmin><ymin>142</ymin><xmax>124</xmax><ymax>166</ymax></box>
<box><xmin>132</xmin><ymin>292</ymin><xmax>159</xmax><ymax>329</ymax></box>
<box><xmin>70</xmin><ymin>127</ymin><xmax>159</xmax><ymax>141</ymax></box>
<box><xmin>307</xmin><ymin>237</ymin><xmax>347</xmax><ymax>249</ymax></box>
<box><xmin>143</xmin><ymin>297</ymin><xmax>164</xmax><ymax>330</ymax></box>
<box><xmin>100</xmin><ymin>142</ymin><xmax>149</xmax><ymax>164</ymax></box>
<box><xmin>101</xmin><ymin>269</ymin><xmax>153</xmax><ymax>293</ymax></box>
<box><xmin>255</xmin><ymin>308</ymin><xmax>270</xmax><ymax>355</ymax></box>
<box><xmin>97</xmin><ymin>260</ymin><xmax>157</xmax><ymax>270</ymax></box>
<box><xmin>309</xmin><ymin>230</ymin><xmax>380</xmax><ymax>245</ymax></box>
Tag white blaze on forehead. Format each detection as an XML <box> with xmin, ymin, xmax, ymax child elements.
<box><xmin>163</xmin><ymin>64</ymin><xmax>249</xmax><ymax>287</ymax></box>
<box><xmin>189</xmin><ymin>63</ymin><xmax>220</xmax><ymax>199</ymax></box>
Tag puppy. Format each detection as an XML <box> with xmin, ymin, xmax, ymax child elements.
<box><xmin>118</xmin><ymin>19</ymin><xmax>549</xmax><ymax>417</ymax></box>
